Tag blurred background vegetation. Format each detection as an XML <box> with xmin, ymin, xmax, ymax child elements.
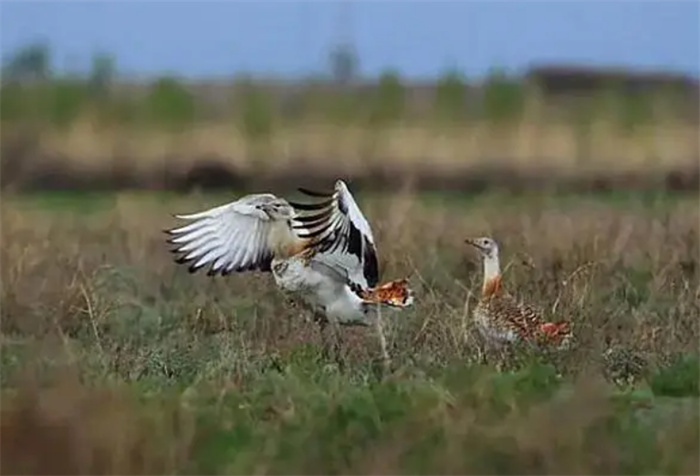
<box><xmin>3</xmin><ymin>41</ymin><xmax>696</xmax><ymax>131</ymax></box>
<box><xmin>1</xmin><ymin>41</ymin><xmax>698</xmax><ymax>190</ymax></box>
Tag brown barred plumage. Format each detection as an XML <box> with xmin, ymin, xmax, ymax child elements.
<box><xmin>466</xmin><ymin>237</ymin><xmax>572</xmax><ymax>350</ymax></box>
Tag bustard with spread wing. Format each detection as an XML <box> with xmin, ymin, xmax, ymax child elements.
<box><xmin>465</xmin><ymin>237</ymin><xmax>572</xmax><ymax>362</ymax></box>
<box><xmin>165</xmin><ymin>180</ymin><xmax>414</xmax><ymax>362</ymax></box>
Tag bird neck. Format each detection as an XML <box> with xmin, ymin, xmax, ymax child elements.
<box><xmin>482</xmin><ymin>253</ymin><xmax>502</xmax><ymax>297</ymax></box>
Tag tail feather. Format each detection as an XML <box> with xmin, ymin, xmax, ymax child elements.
<box><xmin>361</xmin><ymin>278</ymin><xmax>414</xmax><ymax>308</ymax></box>
<box><xmin>538</xmin><ymin>321</ymin><xmax>572</xmax><ymax>347</ymax></box>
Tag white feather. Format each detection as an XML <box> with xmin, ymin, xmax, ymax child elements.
<box><xmin>166</xmin><ymin>194</ymin><xmax>293</xmax><ymax>275</ymax></box>
<box><xmin>334</xmin><ymin>179</ymin><xmax>375</xmax><ymax>244</ymax></box>
<box><xmin>296</xmin><ymin>179</ymin><xmax>379</xmax><ymax>292</ymax></box>
<box><xmin>272</xmin><ymin>254</ymin><xmax>370</xmax><ymax>326</ymax></box>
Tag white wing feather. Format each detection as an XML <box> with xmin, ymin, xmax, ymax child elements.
<box><xmin>333</xmin><ymin>180</ymin><xmax>375</xmax><ymax>244</ymax></box>
<box><xmin>290</xmin><ymin>180</ymin><xmax>379</xmax><ymax>291</ymax></box>
<box><xmin>166</xmin><ymin>193</ymin><xmax>285</xmax><ymax>276</ymax></box>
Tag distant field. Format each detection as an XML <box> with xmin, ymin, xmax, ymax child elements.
<box><xmin>2</xmin><ymin>75</ymin><xmax>698</xmax><ymax>191</ymax></box>
<box><xmin>1</xmin><ymin>190</ymin><xmax>698</xmax><ymax>474</ymax></box>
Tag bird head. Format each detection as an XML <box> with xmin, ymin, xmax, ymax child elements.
<box><xmin>266</xmin><ymin>199</ymin><xmax>295</xmax><ymax>220</ymax></box>
<box><xmin>465</xmin><ymin>236</ymin><xmax>499</xmax><ymax>260</ymax></box>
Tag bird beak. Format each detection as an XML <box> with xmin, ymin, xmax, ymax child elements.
<box><xmin>464</xmin><ymin>238</ymin><xmax>483</xmax><ymax>252</ymax></box>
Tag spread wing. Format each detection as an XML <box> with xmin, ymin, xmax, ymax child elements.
<box><xmin>289</xmin><ymin>179</ymin><xmax>379</xmax><ymax>291</ymax></box>
<box><xmin>165</xmin><ymin>193</ymin><xmax>292</xmax><ymax>276</ymax></box>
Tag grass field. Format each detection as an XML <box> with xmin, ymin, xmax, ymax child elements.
<box><xmin>3</xmin><ymin>73</ymin><xmax>699</xmax><ymax>191</ymax></box>
<box><xmin>1</xmin><ymin>189</ymin><xmax>699</xmax><ymax>474</ymax></box>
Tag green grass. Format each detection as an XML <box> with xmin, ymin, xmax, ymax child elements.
<box><xmin>1</xmin><ymin>191</ymin><xmax>698</xmax><ymax>474</ymax></box>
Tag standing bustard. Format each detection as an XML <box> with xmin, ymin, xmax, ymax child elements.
<box><xmin>165</xmin><ymin>179</ymin><xmax>414</xmax><ymax>364</ymax></box>
<box><xmin>464</xmin><ymin>237</ymin><xmax>572</xmax><ymax>364</ymax></box>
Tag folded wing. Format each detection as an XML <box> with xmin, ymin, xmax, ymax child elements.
<box><xmin>165</xmin><ymin>193</ymin><xmax>286</xmax><ymax>276</ymax></box>
<box><xmin>289</xmin><ymin>180</ymin><xmax>379</xmax><ymax>291</ymax></box>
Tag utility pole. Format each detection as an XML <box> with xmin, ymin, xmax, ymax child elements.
<box><xmin>328</xmin><ymin>0</ymin><xmax>358</xmax><ymax>85</ymax></box>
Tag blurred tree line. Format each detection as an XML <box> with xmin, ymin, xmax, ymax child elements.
<box><xmin>1</xmin><ymin>41</ymin><xmax>694</xmax><ymax>145</ymax></box>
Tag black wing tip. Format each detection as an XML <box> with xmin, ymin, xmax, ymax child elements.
<box><xmin>182</xmin><ymin>260</ymin><xmax>234</xmax><ymax>277</ymax></box>
<box><xmin>288</xmin><ymin>199</ymin><xmax>334</xmax><ymax>211</ymax></box>
<box><xmin>171</xmin><ymin>252</ymin><xmax>274</xmax><ymax>277</ymax></box>
<box><xmin>170</xmin><ymin>253</ymin><xmax>212</xmax><ymax>276</ymax></box>
<box><xmin>364</xmin><ymin>243</ymin><xmax>380</xmax><ymax>288</ymax></box>
<box><xmin>206</xmin><ymin>267</ymin><xmax>219</xmax><ymax>277</ymax></box>
<box><xmin>292</xmin><ymin>208</ymin><xmax>334</xmax><ymax>224</ymax></box>
<box><xmin>298</xmin><ymin>186</ymin><xmax>333</xmax><ymax>198</ymax></box>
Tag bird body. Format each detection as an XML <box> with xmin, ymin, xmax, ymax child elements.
<box><xmin>473</xmin><ymin>287</ymin><xmax>553</xmax><ymax>348</ymax></box>
<box><xmin>271</xmin><ymin>254</ymin><xmax>369</xmax><ymax>326</ymax></box>
<box><xmin>465</xmin><ymin>237</ymin><xmax>571</xmax><ymax>351</ymax></box>
<box><xmin>165</xmin><ymin>180</ymin><xmax>414</xmax><ymax>362</ymax></box>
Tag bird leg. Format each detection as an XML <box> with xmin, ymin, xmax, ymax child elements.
<box><xmin>315</xmin><ymin>313</ymin><xmax>329</xmax><ymax>355</ymax></box>
<box><xmin>474</xmin><ymin>342</ymin><xmax>486</xmax><ymax>366</ymax></box>
<box><xmin>374</xmin><ymin>306</ymin><xmax>391</xmax><ymax>376</ymax></box>
<box><xmin>471</xmin><ymin>331</ymin><xmax>489</xmax><ymax>365</ymax></box>
<box><xmin>496</xmin><ymin>349</ymin><xmax>508</xmax><ymax>372</ymax></box>
<box><xmin>483</xmin><ymin>341</ymin><xmax>510</xmax><ymax>372</ymax></box>
<box><xmin>498</xmin><ymin>345</ymin><xmax>520</xmax><ymax>372</ymax></box>
<box><xmin>317</xmin><ymin>314</ymin><xmax>344</xmax><ymax>370</ymax></box>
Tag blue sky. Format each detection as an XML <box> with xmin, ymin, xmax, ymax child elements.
<box><xmin>1</xmin><ymin>0</ymin><xmax>698</xmax><ymax>79</ymax></box>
